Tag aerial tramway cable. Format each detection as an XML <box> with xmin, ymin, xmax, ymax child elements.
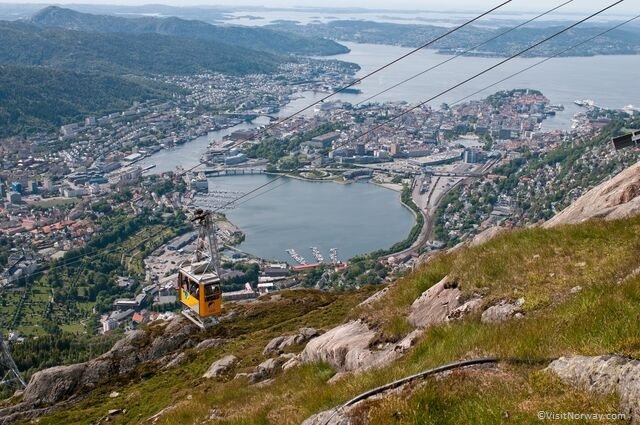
<box><xmin>208</xmin><ymin>0</ymin><xmax>627</xmax><ymax>213</ymax></box>
<box><xmin>448</xmin><ymin>13</ymin><xmax>640</xmax><ymax>107</ymax></box>
<box><xmin>30</xmin><ymin>1</ymin><xmax>633</xmax><ymax>289</ymax></box>
<box><xmin>354</xmin><ymin>0</ymin><xmax>575</xmax><ymax>107</ymax></box>
<box><xmin>43</xmin><ymin>2</ymin><xmax>519</xmax><ymax>301</ymax></box>
<box><xmin>175</xmin><ymin>0</ymin><xmax>516</xmax><ymax>178</ymax></box>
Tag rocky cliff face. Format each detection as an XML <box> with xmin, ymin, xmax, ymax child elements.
<box><xmin>544</xmin><ymin>161</ymin><xmax>640</xmax><ymax>228</ymax></box>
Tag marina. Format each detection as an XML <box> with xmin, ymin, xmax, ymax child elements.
<box><xmin>286</xmin><ymin>249</ymin><xmax>307</xmax><ymax>265</ymax></box>
<box><xmin>310</xmin><ymin>246</ymin><xmax>324</xmax><ymax>263</ymax></box>
<box><xmin>193</xmin><ymin>189</ymin><xmax>244</xmax><ymax>210</ymax></box>
<box><xmin>284</xmin><ymin>247</ymin><xmax>344</xmax><ymax>267</ymax></box>
<box><xmin>329</xmin><ymin>248</ymin><xmax>340</xmax><ymax>264</ymax></box>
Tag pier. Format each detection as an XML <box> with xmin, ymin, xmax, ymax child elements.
<box><xmin>286</xmin><ymin>249</ymin><xmax>307</xmax><ymax>265</ymax></box>
<box><xmin>329</xmin><ymin>248</ymin><xmax>340</xmax><ymax>264</ymax></box>
<box><xmin>310</xmin><ymin>247</ymin><xmax>324</xmax><ymax>263</ymax></box>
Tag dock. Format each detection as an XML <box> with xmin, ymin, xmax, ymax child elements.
<box><xmin>329</xmin><ymin>248</ymin><xmax>340</xmax><ymax>264</ymax></box>
<box><xmin>310</xmin><ymin>246</ymin><xmax>324</xmax><ymax>263</ymax></box>
<box><xmin>286</xmin><ymin>249</ymin><xmax>307</xmax><ymax>265</ymax></box>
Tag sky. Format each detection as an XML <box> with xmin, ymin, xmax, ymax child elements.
<box><xmin>0</xmin><ymin>0</ymin><xmax>636</xmax><ymax>14</ymax></box>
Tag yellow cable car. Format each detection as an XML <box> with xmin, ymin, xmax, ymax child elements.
<box><xmin>177</xmin><ymin>209</ymin><xmax>223</xmax><ymax>329</ymax></box>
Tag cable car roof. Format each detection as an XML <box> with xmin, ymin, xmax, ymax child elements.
<box><xmin>179</xmin><ymin>264</ymin><xmax>220</xmax><ymax>284</ymax></box>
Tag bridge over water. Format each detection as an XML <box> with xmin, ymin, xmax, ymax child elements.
<box><xmin>204</xmin><ymin>168</ymin><xmax>267</xmax><ymax>177</ymax></box>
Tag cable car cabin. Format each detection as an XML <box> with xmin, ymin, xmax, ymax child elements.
<box><xmin>177</xmin><ymin>260</ymin><xmax>222</xmax><ymax>328</ymax></box>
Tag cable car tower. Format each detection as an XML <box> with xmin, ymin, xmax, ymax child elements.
<box><xmin>177</xmin><ymin>209</ymin><xmax>223</xmax><ymax>329</ymax></box>
<box><xmin>0</xmin><ymin>331</ymin><xmax>26</xmax><ymax>391</ymax></box>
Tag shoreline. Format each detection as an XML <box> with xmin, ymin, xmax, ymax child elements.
<box><xmin>370</xmin><ymin>181</ymin><xmax>403</xmax><ymax>192</ymax></box>
<box><xmin>214</xmin><ymin>173</ymin><xmax>419</xmax><ymax>262</ymax></box>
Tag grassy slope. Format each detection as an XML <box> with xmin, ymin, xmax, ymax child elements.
<box><xmin>34</xmin><ymin>215</ymin><xmax>640</xmax><ymax>424</ymax></box>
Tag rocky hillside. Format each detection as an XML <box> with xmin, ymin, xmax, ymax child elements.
<box><xmin>543</xmin><ymin>161</ymin><xmax>640</xmax><ymax>227</ymax></box>
<box><xmin>1</xmin><ymin>161</ymin><xmax>640</xmax><ymax>424</ymax></box>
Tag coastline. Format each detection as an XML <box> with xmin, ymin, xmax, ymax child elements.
<box><xmin>204</xmin><ymin>173</ymin><xmax>418</xmax><ymax>262</ymax></box>
<box><xmin>370</xmin><ymin>181</ymin><xmax>403</xmax><ymax>192</ymax></box>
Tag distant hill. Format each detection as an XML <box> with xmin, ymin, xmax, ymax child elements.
<box><xmin>268</xmin><ymin>19</ymin><xmax>640</xmax><ymax>57</ymax></box>
<box><xmin>0</xmin><ymin>20</ymin><xmax>283</xmax><ymax>76</ymax></box>
<box><xmin>28</xmin><ymin>6</ymin><xmax>349</xmax><ymax>56</ymax></box>
<box><xmin>0</xmin><ymin>64</ymin><xmax>179</xmax><ymax>137</ymax></box>
<box><xmin>0</xmin><ymin>9</ymin><xmax>304</xmax><ymax>137</ymax></box>
<box><xmin>0</xmin><ymin>17</ymin><xmax>290</xmax><ymax>136</ymax></box>
<box><xmin>0</xmin><ymin>7</ymin><xmax>352</xmax><ymax>138</ymax></box>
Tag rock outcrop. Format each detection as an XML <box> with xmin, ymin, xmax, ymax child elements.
<box><xmin>296</xmin><ymin>320</ymin><xmax>421</xmax><ymax>373</ymax></box>
<box><xmin>408</xmin><ymin>276</ymin><xmax>462</xmax><ymax>328</ymax></box>
<box><xmin>547</xmin><ymin>355</ymin><xmax>640</xmax><ymax>423</ymax></box>
<box><xmin>239</xmin><ymin>354</ymin><xmax>296</xmax><ymax>384</ymax></box>
<box><xmin>203</xmin><ymin>355</ymin><xmax>238</xmax><ymax>380</ymax></box>
<box><xmin>22</xmin><ymin>363</ymin><xmax>87</xmax><ymax>406</ymax></box>
<box><xmin>263</xmin><ymin>328</ymin><xmax>319</xmax><ymax>356</ymax></box>
<box><xmin>292</xmin><ymin>276</ymin><xmax>485</xmax><ymax>375</ymax></box>
<box><xmin>357</xmin><ymin>287</ymin><xmax>390</xmax><ymax>307</ymax></box>
<box><xmin>468</xmin><ymin>226</ymin><xmax>507</xmax><ymax>247</ymax></box>
<box><xmin>447</xmin><ymin>297</ymin><xmax>483</xmax><ymax>321</ymax></box>
<box><xmin>195</xmin><ymin>338</ymin><xmax>227</xmax><ymax>352</ymax></box>
<box><xmin>544</xmin><ymin>161</ymin><xmax>640</xmax><ymax>227</ymax></box>
<box><xmin>162</xmin><ymin>352</ymin><xmax>188</xmax><ymax>370</ymax></box>
<box><xmin>297</xmin><ymin>320</ymin><xmax>378</xmax><ymax>372</ymax></box>
<box><xmin>0</xmin><ymin>317</ymin><xmax>195</xmax><ymax>423</ymax></box>
<box><xmin>408</xmin><ymin>275</ymin><xmax>482</xmax><ymax>326</ymax></box>
<box><xmin>302</xmin><ymin>406</ymin><xmax>359</xmax><ymax>425</ymax></box>
<box><xmin>480</xmin><ymin>298</ymin><xmax>525</xmax><ymax>324</ymax></box>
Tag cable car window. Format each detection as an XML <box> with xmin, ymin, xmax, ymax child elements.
<box><xmin>204</xmin><ymin>284</ymin><xmax>221</xmax><ymax>301</ymax></box>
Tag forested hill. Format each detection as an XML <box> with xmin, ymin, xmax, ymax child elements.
<box><xmin>268</xmin><ymin>19</ymin><xmax>640</xmax><ymax>57</ymax></box>
<box><xmin>0</xmin><ymin>8</ymin><xmax>303</xmax><ymax>137</ymax></box>
<box><xmin>0</xmin><ymin>20</ymin><xmax>283</xmax><ymax>76</ymax></box>
<box><xmin>0</xmin><ymin>64</ymin><xmax>179</xmax><ymax>137</ymax></box>
<box><xmin>28</xmin><ymin>6</ymin><xmax>349</xmax><ymax>56</ymax></box>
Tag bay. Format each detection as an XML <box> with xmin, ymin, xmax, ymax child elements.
<box><xmin>205</xmin><ymin>175</ymin><xmax>414</xmax><ymax>263</ymax></box>
<box><xmin>279</xmin><ymin>42</ymin><xmax>640</xmax><ymax>130</ymax></box>
<box><xmin>142</xmin><ymin>42</ymin><xmax>639</xmax><ymax>261</ymax></box>
<box><xmin>139</xmin><ymin>121</ymin><xmax>416</xmax><ymax>263</ymax></box>
<box><xmin>138</xmin><ymin>116</ymin><xmax>271</xmax><ymax>174</ymax></box>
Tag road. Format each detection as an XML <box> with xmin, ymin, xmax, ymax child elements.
<box><xmin>385</xmin><ymin>159</ymin><xmax>498</xmax><ymax>259</ymax></box>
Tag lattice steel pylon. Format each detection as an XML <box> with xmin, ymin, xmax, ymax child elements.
<box><xmin>0</xmin><ymin>331</ymin><xmax>26</xmax><ymax>390</ymax></box>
